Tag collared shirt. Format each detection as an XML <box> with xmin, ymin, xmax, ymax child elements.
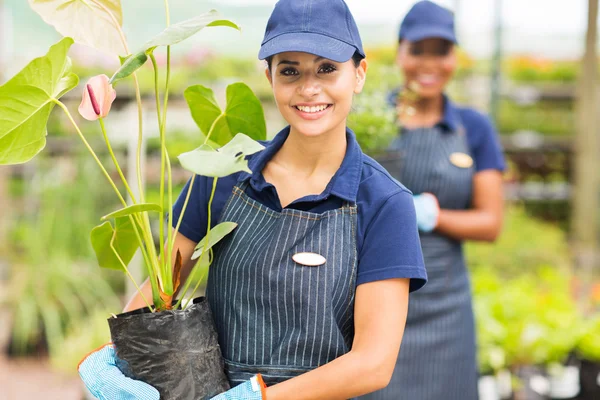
<box><xmin>172</xmin><ymin>126</ymin><xmax>427</xmax><ymax>291</ymax></box>
<box><xmin>388</xmin><ymin>90</ymin><xmax>506</xmax><ymax>172</ymax></box>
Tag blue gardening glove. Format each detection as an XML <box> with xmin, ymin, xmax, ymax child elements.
<box><xmin>78</xmin><ymin>344</ymin><xmax>160</xmax><ymax>400</ymax></box>
<box><xmin>211</xmin><ymin>374</ymin><xmax>267</xmax><ymax>400</ymax></box>
<box><xmin>413</xmin><ymin>193</ymin><xmax>440</xmax><ymax>233</ymax></box>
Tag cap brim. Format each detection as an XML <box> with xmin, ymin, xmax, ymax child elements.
<box><xmin>403</xmin><ymin>27</ymin><xmax>457</xmax><ymax>44</ymax></box>
<box><xmin>259</xmin><ymin>32</ymin><xmax>358</xmax><ymax>62</ymax></box>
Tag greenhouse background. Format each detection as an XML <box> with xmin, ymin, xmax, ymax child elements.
<box><xmin>0</xmin><ymin>0</ymin><xmax>599</xmax><ymax>399</ymax></box>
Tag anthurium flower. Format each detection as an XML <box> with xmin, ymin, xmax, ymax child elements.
<box><xmin>78</xmin><ymin>74</ymin><xmax>116</xmax><ymax>121</ymax></box>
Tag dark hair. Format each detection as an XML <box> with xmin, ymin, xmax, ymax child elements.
<box><xmin>265</xmin><ymin>51</ymin><xmax>364</xmax><ymax>72</ymax></box>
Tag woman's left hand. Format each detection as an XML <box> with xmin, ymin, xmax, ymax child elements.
<box><xmin>211</xmin><ymin>375</ymin><xmax>267</xmax><ymax>400</ymax></box>
<box><xmin>412</xmin><ymin>193</ymin><xmax>440</xmax><ymax>232</ymax></box>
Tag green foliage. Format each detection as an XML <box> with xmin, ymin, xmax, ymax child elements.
<box><xmin>90</xmin><ymin>217</ymin><xmax>140</xmax><ymax>272</ymax></box>
<box><xmin>140</xmin><ymin>11</ymin><xmax>240</xmax><ymax>52</ymax></box>
<box><xmin>577</xmin><ymin>316</ymin><xmax>600</xmax><ymax>361</ymax></box>
<box><xmin>178</xmin><ymin>133</ymin><xmax>265</xmax><ymax>177</ymax></box>
<box><xmin>6</xmin><ymin>158</ymin><xmax>118</xmax><ymax>356</ymax></box>
<box><xmin>347</xmin><ymin>91</ymin><xmax>397</xmax><ymax>155</ymax></box>
<box><xmin>473</xmin><ymin>266</ymin><xmax>582</xmax><ymax>372</ymax></box>
<box><xmin>470</xmin><ymin>208</ymin><xmax>582</xmax><ymax>372</ymax></box>
<box><xmin>466</xmin><ymin>207</ymin><xmax>571</xmax><ymax>276</ymax></box>
<box><xmin>507</xmin><ymin>57</ymin><xmax>578</xmax><ymax>83</ymax></box>
<box><xmin>0</xmin><ymin>38</ymin><xmax>78</xmax><ymax>164</ymax></box>
<box><xmin>29</xmin><ymin>0</ymin><xmax>126</xmax><ymax>55</ymax></box>
<box><xmin>185</xmin><ymin>82</ymin><xmax>267</xmax><ymax>146</ymax></box>
<box><xmin>497</xmin><ymin>100</ymin><xmax>574</xmax><ymax>136</ymax></box>
<box><xmin>192</xmin><ymin>222</ymin><xmax>238</xmax><ymax>260</ymax></box>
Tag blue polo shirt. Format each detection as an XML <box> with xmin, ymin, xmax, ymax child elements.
<box><xmin>172</xmin><ymin>126</ymin><xmax>427</xmax><ymax>292</ymax></box>
<box><xmin>388</xmin><ymin>90</ymin><xmax>506</xmax><ymax>172</ymax></box>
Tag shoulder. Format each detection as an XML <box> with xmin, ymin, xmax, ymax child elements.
<box><xmin>456</xmin><ymin>106</ymin><xmax>497</xmax><ymax>145</ymax></box>
<box><xmin>357</xmin><ymin>154</ymin><xmax>414</xmax><ymax>229</ymax></box>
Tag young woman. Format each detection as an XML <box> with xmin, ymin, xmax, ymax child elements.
<box><xmin>78</xmin><ymin>1</ymin><xmax>427</xmax><ymax>399</ymax></box>
<box><xmin>360</xmin><ymin>2</ymin><xmax>505</xmax><ymax>400</ymax></box>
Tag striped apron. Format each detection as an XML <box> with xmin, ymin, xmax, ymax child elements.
<box><xmin>206</xmin><ymin>179</ymin><xmax>359</xmax><ymax>388</ymax></box>
<box><xmin>361</xmin><ymin>123</ymin><xmax>478</xmax><ymax>399</ymax></box>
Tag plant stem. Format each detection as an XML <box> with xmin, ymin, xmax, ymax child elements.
<box><xmin>149</xmin><ymin>52</ymin><xmax>168</xmax><ymax>288</ymax></box>
<box><xmin>90</xmin><ymin>0</ymin><xmax>158</xmax><ymax>305</ymax></box>
<box><xmin>162</xmin><ymin>0</ymin><xmax>175</xmax><ymax>301</ymax></box>
<box><xmin>171</xmin><ymin>113</ymin><xmax>225</xmax><ymax>247</ymax></box>
<box><xmin>98</xmin><ymin>118</ymin><xmax>137</xmax><ymax>203</ymax></box>
<box><xmin>54</xmin><ymin>100</ymin><xmax>126</xmax><ymax>207</ymax></box>
<box><xmin>111</xmin><ymin>240</ymin><xmax>153</xmax><ymax>311</ymax></box>
<box><xmin>175</xmin><ymin>176</ymin><xmax>218</xmax><ymax>309</ymax></box>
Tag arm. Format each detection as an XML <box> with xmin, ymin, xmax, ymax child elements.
<box><xmin>435</xmin><ymin>169</ymin><xmax>504</xmax><ymax>242</ymax></box>
<box><xmin>123</xmin><ymin>230</ymin><xmax>198</xmax><ymax>312</ymax></box>
<box><xmin>265</xmin><ymin>278</ymin><xmax>410</xmax><ymax>400</ymax></box>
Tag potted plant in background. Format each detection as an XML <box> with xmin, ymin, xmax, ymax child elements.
<box><xmin>0</xmin><ymin>1</ymin><xmax>267</xmax><ymax>398</ymax></box>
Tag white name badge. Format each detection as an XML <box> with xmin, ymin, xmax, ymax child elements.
<box><xmin>292</xmin><ymin>252</ymin><xmax>326</xmax><ymax>267</ymax></box>
<box><xmin>450</xmin><ymin>152</ymin><xmax>474</xmax><ymax>168</ymax></box>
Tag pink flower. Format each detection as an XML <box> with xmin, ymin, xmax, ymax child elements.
<box><xmin>78</xmin><ymin>74</ymin><xmax>116</xmax><ymax>121</ymax></box>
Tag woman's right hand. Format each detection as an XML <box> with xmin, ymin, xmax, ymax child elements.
<box><xmin>78</xmin><ymin>344</ymin><xmax>160</xmax><ymax>400</ymax></box>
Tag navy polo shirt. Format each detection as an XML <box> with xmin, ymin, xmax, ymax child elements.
<box><xmin>172</xmin><ymin>126</ymin><xmax>427</xmax><ymax>292</ymax></box>
<box><xmin>388</xmin><ymin>90</ymin><xmax>506</xmax><ymax>172</ymax></box>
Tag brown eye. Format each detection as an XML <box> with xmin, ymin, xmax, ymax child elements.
<box><xmin>280</xmin><ymin>68</ymin><xmax>298</xmax><ymax>76</ymax></box>
<box><xmin>434</xmin><ymin>42</ymin><xmax>453</xmax><ymax>56</ymax></box>
<box><xmin>318</xmin><ymin>63</ymin><xmax>337</xmax><ymax>74</ymax></box>
<box><xmin>409</xmin><ymin>43</ymin><xmax>424</xmax><ymax>56</ymax></box>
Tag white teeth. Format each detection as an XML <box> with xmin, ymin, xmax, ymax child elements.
<box><xmin>297</xmin><ymin>105</ymin><xmax>328</xmax><ymax>113</ymax></box>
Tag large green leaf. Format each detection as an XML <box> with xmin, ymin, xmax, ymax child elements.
<box><xmin>140</xmin><ymin>10</ymin><xmax>240</xmax><ymax>52</ymax></box>
<box><xmin>0</xmin><ymin>38</ymin><xmax>78</xmax><ymax>165</ymax></box>
<box><xmin>90</xmin><ymin>217</ymin><xmax>139</xmax><ymax>271</ymax></box>
<box><xmin>101</xmin><ymin>203</ymin><xmax>162</xmax><ymax>220</ymax></box>
<box><xmin>185</xmin><ymin>82</ymin><xmax>267</xmax><ymax>146</ymax></box>
<box><xmin>192</xmin><ymin>222</ymin><xmax>238</xmax><ymax>260</ymax></box>
<box><xmin>29</xmin><ymin>0</ymin><xmax>126</xmax><ymax>56</ymax></box>
<box><xmin>178</xmin><ymin>134</ymin><xmax>265</xmax><ymax>177</ymax></box>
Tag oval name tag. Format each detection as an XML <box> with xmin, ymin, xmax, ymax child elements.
<box><xmin>449</xmin><ymin>152</ymin><xmax>474</xmax><ymax>168</ymax></box>
<box><xmin>292</xmin><ymin>252</ymin><xmax>326</xmax><ymax>267</ymax></box>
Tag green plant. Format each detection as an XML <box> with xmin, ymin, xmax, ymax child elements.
<box><xmin>348</xmin><ymin>91</ymin><xmax>397</xmax><ymax>155</ymax></box>
<box><xmin>6</xmin><ymin>158</ymin><xmax>119</xmax><ymax>356</ymax></box>
<box><xmin>576</xmin><ymin>316</ymin><xmax>600</xmax><ymax>361</ymax></box>
<box><xmin>0</xmin><ymin>1</ymin><xmax>267</xmax><ymax>312</ymax></box>
<box><xmin>466</xmin><ymin>206</ymin><xmax>571</xmax><ymax>277</ymax></box>
<box><xmin>497</xmin><ymin>99</ymin><xmax>574</xmax><ymax>136</ymax></box>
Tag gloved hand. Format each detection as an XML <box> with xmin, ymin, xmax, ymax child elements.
<box><xmin>211</xmin><ymin>374</ymin><xmax>267</xmax><ymax>400</ymax></box>
<box><xmin>78</xmin><ymin>343</ymin><xmax>160</xmax><ymax>400</ymax></box>
<box><xmin>412</xmin><ymin>193</ymin><xmax>440</xmax><ymax>232</ymax></box>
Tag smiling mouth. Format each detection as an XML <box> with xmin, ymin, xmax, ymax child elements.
<box><xmin>293</xmin><ymin>104</ymin><xmax>332</xmax><ymax>113</ymax></box>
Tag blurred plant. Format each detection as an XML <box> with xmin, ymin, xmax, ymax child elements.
<box><xmin>507</xmin><ymin>56</ymin><xmax>578</xmax><ymax>83</ymax></box>
<box><xmin>576</xmin><ymin>316</ymin><xmax>600</xmax><ymax>361</ymax></box>
<box><xmin>466</xmin><ymin>206</ymin><xmax>571</xmax><ymax>277</ymax></box>
<box><xmin>347</xmin><ymin>91</ymin><xmax>397</xmax><ymax>155</ymax></box>
<box><xmin>51</xmin><ymin>308</ymin><xmax>112</xmax><ymax>374</ymax></box>
<box><xmin>6</xmin><ymin>158</ymin><xmax>118</xmax><ymax>357</ymax></box>
<box><xmin>497</xmin><ymin>99</ymin><xmax>574</xmax><ymax>136</ymax></box>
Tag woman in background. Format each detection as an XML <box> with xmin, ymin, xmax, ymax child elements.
<box><xmin>361</xmin><ymin>2</ymin><xmax>505</xmax><ymax>399</ymax></box>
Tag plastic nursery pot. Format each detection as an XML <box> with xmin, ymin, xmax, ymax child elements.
<box><xmin>578</xmin><ymin>359</ymin><xmax>600</xmax><ymax>400</ymax></box>
<box><xmin>108</xmin><ymin>297</ymin><xmax>230</xmax><ymax>400</ymax></box>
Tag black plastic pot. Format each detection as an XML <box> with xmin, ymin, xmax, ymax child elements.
<box><xmin>108</xmin><ymin>297</ymin><xmax>230</xmax><ymax>400</ymax></box>
<box><xmin>577</xmin><ymin>359</ymin><xmax>600</xmax><ymax>400</ymax></box>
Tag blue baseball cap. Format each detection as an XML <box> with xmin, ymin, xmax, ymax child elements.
<box><xmin>399</xmin><ymin>1</ymin><xmax>457</xmax><ymax>44</ymax></box>
<box><xmin>258</xmin><ymin>0</ymin><xmax>365</xmax><ymax>63</ymax></box>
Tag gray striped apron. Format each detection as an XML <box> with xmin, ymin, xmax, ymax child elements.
<box><xmin>206</xmin><ymin>179</ymin><xmax>359</xmax><ymax>388</ymax></box>
<box><xmin>361</xmin><ymin>122</ymin><xmax>478</xmax><ymax>400</ymax></box>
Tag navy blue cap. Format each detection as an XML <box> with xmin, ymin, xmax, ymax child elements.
<box><xmin>258</xmin><ymin>0</ymin><xmax>365</xmax><ymax>63</ymax></box>
<box><xmin>399</xmin><ymin>1</ymin><xmax>457</xmax><ymax>43</ymax></box>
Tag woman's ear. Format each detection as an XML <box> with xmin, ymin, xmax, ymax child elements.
<box><xmin>354</xmin><ymin>59</ymin><xmax>368</xmax><ymax>94</ymax></box>
<box><xmin>264</xmin><ymin>66</ymin><xmax>273</xmax><ymax>87</ymax></box>
<box><xmin>396</xmin><ymin>41</ymin><xmax>406</xmax><ymax>70</ymax></box>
